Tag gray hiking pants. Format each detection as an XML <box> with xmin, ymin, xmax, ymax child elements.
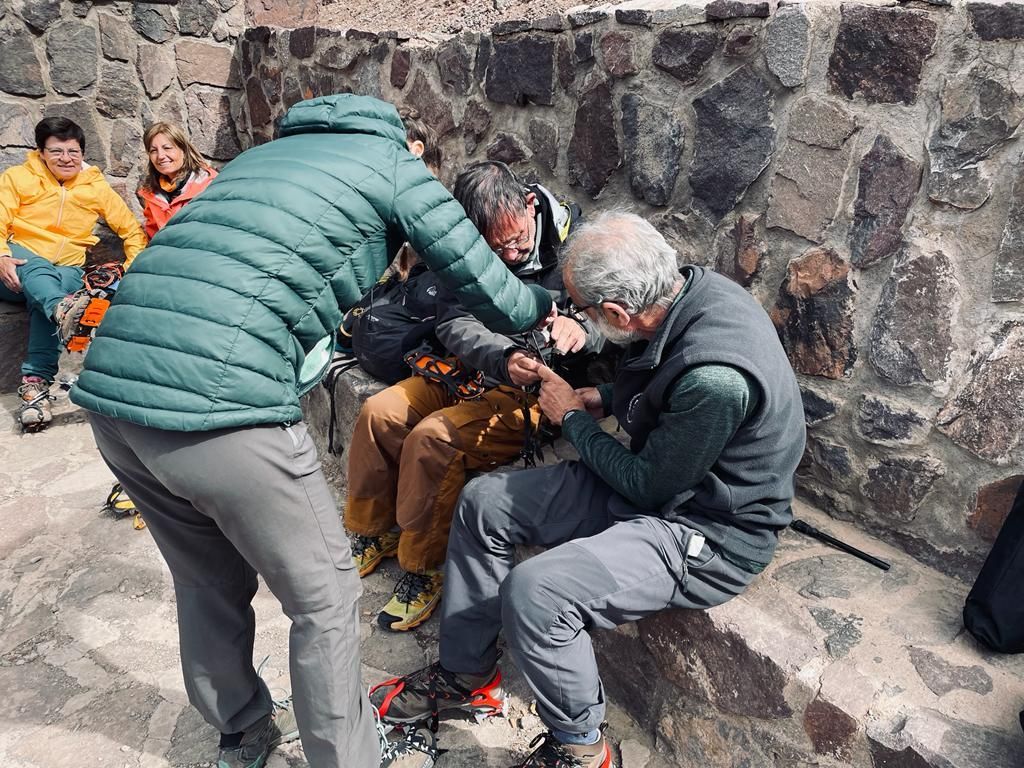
<box><xmin>88</xmin><ymin>413</ymin><xmax>379</xmax><ymax>768</ymax></box>
<box><xmin>439</xmin><ymin>460</ymin><xmax>758</xmax><ymax>735</ymax></box>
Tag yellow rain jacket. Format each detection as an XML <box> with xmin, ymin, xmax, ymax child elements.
<box><xmin>0</xmin><ymin>150</ymin><xmax>147</xmax><ymax>267</ymax></box>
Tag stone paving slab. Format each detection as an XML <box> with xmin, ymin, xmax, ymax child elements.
<box><xmin>0</xmin><ymin>391</ymin><xmax>670</xmax><ymax>768</ymax></box>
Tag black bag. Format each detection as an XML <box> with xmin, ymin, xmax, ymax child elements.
<box><xmin>343</xmin><ymin>265</ymin><xmax>441</xmax><ymax>385</ymax></box>
<box><xmin>963</xmin><ymin>480</ymin><xmax>1024</xmax><ymax>653</ymax></box>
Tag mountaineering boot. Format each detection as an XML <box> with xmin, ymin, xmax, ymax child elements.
<box><xmin>54</xmin><ymin>262</ymin><xmax>124</xmax><ymax>353</ymax></box>
<box><xmin>380</xmin><ymin>725</ymin><xmax>440</xmax><ymax>768</ymax></box>
<box><xmin>352</xmin><ymin>531</ymin><xmax>401</xmax><ymax>577</ymax></box>
<box><xmin>513</xmin><ymin>730</ymin><xmax>614</xmax><ymax>768</ymax></box>
<box><xmin>370</xmin><ymin>661</ymin><xmax>506</xmax><ymax>728</ymax></box>
<box><xmin>216</xmin><ymin>698</ymin><xmax>299</xmax><ymax>768</ymax></box>
<box><xmin>18</xmin><ymin>376</ymin><xmax>52</xmax><ymax>432</ymax></box>
<box><xmin>378</xmin><ymin>569</ymin><xmax>444</xmax><ymax>631</ymax></box>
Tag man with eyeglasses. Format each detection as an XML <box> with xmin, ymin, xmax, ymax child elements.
<box><xmin>0</xmin><ymin>116</ymin><xmax>147</xmax><ymax>431</ymax></box>
<box><xmin>345</xmin><ymin>160</ymin><xmax>597</xmax><ymax>634</ymax></box>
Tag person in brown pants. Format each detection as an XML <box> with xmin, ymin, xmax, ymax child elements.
<box><xmin>345</xmin><ymin>161</ymin><xmax>595</xmax><ymax>631</ymax></box>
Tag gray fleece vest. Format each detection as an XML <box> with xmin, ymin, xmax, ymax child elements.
<box><xmin>611</xmin><ymin>266</ymin><xmax>806</xmax><ymax>567</ymax></box>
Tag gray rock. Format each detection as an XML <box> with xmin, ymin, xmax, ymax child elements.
<box><xmin>138</xmin><ymin>41</ymin><xmax>176</xmax><ymax>98</ymax></box>
<box><xmin>532</xmin><ymin>13</ymin><xmax>565</xmax><ymax>32</ymax></box>
<box><xmin>491</xmin><ymin>19</ymin><xmax>530</xmax><ymax>36</ymax></box>
<box><xmin>176</xmin><ymin>39</ymin><xmax>240</xmax><ymax>88</ymax></box>
<box><xmin>620</xmin><ymin>93</ymin><xmax>683</xmax><ymax>207</ymax></box>
<box><xmin>828</xmin><ymin>5</ymin><xmax>937</xmax><ymax>105</ymax></box>
<box><xmin>568</xmin><ymin>8</ymin><xmax>608</xmax><ymax>28</ymax></box>
<box><xmin>717</xmin><ymin>213</ymin><xmax>765</xmax><ymax>287</ymax></box>
<box><xmin>690</xmin><ymin>67</ymin><xmax>774</xmax><ymax>220</ymax></box>
<box><xmin>772</xmin><ymin>554</ymin><xmax>887</xmax><ymax>600</ymax></box>
<box><xmin>907</xmin><ymin>647</ymin><xmax>993</xmax><ymax>696</ymax></box>
<box><xmin>485</xmin><ymin>132</ymin><xmax>527</xmax><ymax>165</ymax></box>
<box><xmin>98</xmin><ymin>12</ymin><xmax>135</xmax><ymax>62</ymax></box>
<box><xmin>706</xmin><ymin>0</ymin><xmax>776</xmax><ymax>20</ymax></box>
<box><xmin>96</xmin><ymin>62</ymin><xmax>142</xmax><ymax>120</ymax></box>
<box><xmin>43</xmin><ymin>100</ymin><xmax>104</xmax><ymax>167</ymax></box>
<box><xmin>938</xmin><ymin>322</ymin><xmax>1024</xmax><ymax>462</ymax></box>
<box><xmin>184</xmin><ymin>86</ymin><xmax>241</xmax><ymax>160</ymax></box>
<box><xmin>19</xmin><ymin>0</ymin><xmax>60</xmax><ymax>31</ymax></box>
<box><xmin>808</xmin><ymin>606</ymin><xmax>863</xmax><ymax>658</ymax></box>
<box><xmin>800</xmin><ymin>386</ymin><xmax>840</xmax><ymax>426</ymax></box>
<box><xmin>857</xmin><ymin>396</ymin><xmax>928</xmax><ymax>445</ymax></box>
<box><xmin>994</xmin><ymin>163</ymin><xmax>1024</xmax><ymax>302</ymax></box>
<box><xmin>0</xmin><ymin>24</ymin><xmax>45</xmax><ymax>97</ymax></box>
<box><xmin>850</xmin><ymin>135</ymin><xmax>921</xmax><ymax>269</ymax></box>
<box><xmin>132</xmin><ymin>2</ymin><xmax>176</xmax><ymax>44</ymax></box>
<box><xmin>406</xmin><ymin>70</ymin><xmax>455</xmax><ymax>137</ymax></box>
<box><xmin>485</xmin><ymin>35</ymin><xmax>555</xmax><ymax>106</ymax></box>
<box><xmin>615</xmin><ymin>0</ymin><xmax>706</xmax><ymax>27</ymax></box>
<box><xmin>568</xmin><ymin>78</ymin><xmax>620</xmax><ymax>199</ymax></box>
<box><xmin>767</xmin><ymin>138</ymin><xmax>853</xmax><ymax>241</ymax></box>
<box><xmin>800</xmin><ymin>434</ymin><xmax>854</xmax><ymax>489</ymax></box>
<box><xmin>574</xmin><ymin>31</ymin><xmax>594</xmax><ymax>63</ymax></box>
<box><xmin>47</xmin><ymin>20</ymin><xmax>98</xmax><ymax>96</ymax></box>
<box><xmin>766</xmin><ymin>5</ymin><xmax>810</xmax><ymax>88</ymax></box>
<box><xmin>862</xmin><ymin>455</ymin><xmax>944</xmax><ymax>523</ymax></box>
<box><xmin>436</xmin><ymin>37</ymin><xmax>472</xmax><ymax>95</ymax></box>
<box><xmin>724</xmin><ymin>23</ymin><xmax>759</xmax><ymax>58</ymax></box>
<box><xmin>652</xmin><ymin>26</ymin><xmax>718</xmax><ymax>85</ymax></box>
<box><xmin>528</xmin><ymin>119</ymin><xmax>558</xmax><ymax>171</ymax></box>
<box><xmin>968</xmin><ymin>1</ymin><xmax>1024</xmax><ymax>41</ymax></box>
<box><xmin>618</xmin><ymin>739</ymin><xmax>651</xmax><ymax>768</ymax></box>
<box><xmin>178</xmin><ymin>0</ymin><xmax>217</xmax><ymax>37</ymax></box>
<box><xmin>869</xmin><ymin>244</ymin><xmax>957</xmax><ymax>387</ymax></box>
<box><xmin>787</xmin><ymin>96</ymin><xmax>857</xmax><ymax>149</ymax></box>
<box><xmin>288</xmin><ymin>26</ymin><xmax>315</xmax><ymax>59</ymax></box>
<box><xmin>461</xmin><ymin>99</ymin><xmax>491</xmax><ymax>155</ymax></box>
<box><xmin>0</xmin><ymin>99</ymin><xmax>36</xmax><ymax>147</ymax></box>
<box><xmin>771</xmin><ymin>248</ymin><xmax>856</xmax><ymax>380</ymax></box>
<box><xmin>108</xmin><ymin>119</ymin><xmax>143</xmax><ymax>177</ymax></box>
<box><xmin>556</xmin><ymin>36</ymin><xmax>575</xmax><ymax>91</ymax></box>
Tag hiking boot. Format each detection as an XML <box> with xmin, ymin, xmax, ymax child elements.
<box><xmin>216</xmin><ymin>698</ymin><xmax>300</xmax><ymax>768</ymax></box>
<box><xmin>513</xmin><ymin>731</ymin><xmax>614</xmax><ymax>768</ymax></box>
<box><xmin>52</xmin><ymin>289</ymin><xmax>98</xmax><ymax>352</ymax></box>
<box><xmin>18</xmin><ymin>376</ymin><xmax>52</xmax><ymax>432</ymax></box>
<box><xmin>370</xmin><ymin>661</ymin><xmax>506</xmax><ymax>728</ymax></box>
<box><xmin>378</xmin><ymin>569</ymin><xmax>444</xmax><ymax>632</ymax></box>
<box><xmin>103</xmin><ymin>482</ymin><xmax>145</xmax><ymax>530</ymax></box>
<box><xmin>380</xmin><ymin>725</ymin><xmax>439</xmax><ymax>768</ymax></box>
<box><xmin>352</xmin><ymin>531</ymin><xmax>401</xmax><ymax>577</ymax></box>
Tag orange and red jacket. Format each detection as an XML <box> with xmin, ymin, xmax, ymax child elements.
<box><xmin>136</xmin><ymin>168</ymin><xmax>217</xmax><ymax>239</ymax></box>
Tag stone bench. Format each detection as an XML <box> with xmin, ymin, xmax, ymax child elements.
<box><xmin>302</xmin><ymin>367</ymin><xmax>1024</xmax><ymax>768</ymax></box>
<box><xmin>0</xmin><ymin>301</ymin><xmax>30</xmax><ymax>392</ymax></box>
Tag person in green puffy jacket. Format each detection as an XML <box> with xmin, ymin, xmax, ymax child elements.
<box><xmin>71</xmin><ymin>95</ymin><xmax>553</xmax><ymax>768</ymax></box>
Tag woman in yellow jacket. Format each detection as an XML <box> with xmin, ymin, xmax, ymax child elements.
<box><xmin>0</xmin><ymin>116</ymin><xmax>147</xmax><ymax>431</ymax></box>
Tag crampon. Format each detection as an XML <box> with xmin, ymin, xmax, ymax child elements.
<box><xmin>61</xmin><ymin>262</ymin><xmax>124</xmax><ymax>353</ymax></box>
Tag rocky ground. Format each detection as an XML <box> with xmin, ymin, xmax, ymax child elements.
<box><xmin>0</xmin><ymin>388</ymin><xmax>669</xmax><ymax>768</ymax></box>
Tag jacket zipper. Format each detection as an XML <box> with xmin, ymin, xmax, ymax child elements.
<box><xmin>53</xmin><ymin>185</ymin><xmax>67</xmax><ymax>261</ymax></box>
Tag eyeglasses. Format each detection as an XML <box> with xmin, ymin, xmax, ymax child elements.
<box><xmin>492</xmin><ymin>234</ymin><xmax>532</xmax><ymax>258</ymax></box>
<box><xmin>44</xmin><ymin>148</ymin><xmax>83</xmax><ymax>159</ymax></box>
<box><xmin>565</xmin><ymin>298</ymin><xmax>593</xmax><ymax>322</ymax></box>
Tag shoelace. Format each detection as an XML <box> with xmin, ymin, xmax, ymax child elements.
<box><xmin>351</xmin><ymin>534</ymin><xmax>376</xmax><ymax>558</ymax></box>
<box><xmin>393</xmin><ymin>571</ymin><xmax>435</xmax><ymax>605</ymax></box>
<box><xmin>518</xmin><ymin>732</ymin><xmax>589</xmax><ymax>768</ymax></box>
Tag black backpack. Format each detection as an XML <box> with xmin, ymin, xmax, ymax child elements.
<box><xmin>963</xmin><ymin>479</ymin><xmax>1024</xmax><ymax>653</ymax></box>
<box><xmin>342</xmin><ymin>264</ymin><xmax>441</xmax><ymax>385</ymax></box>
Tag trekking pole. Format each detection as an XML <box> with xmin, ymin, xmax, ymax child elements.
<box><xmin>791</xmin><ymin>519</ymin><xmax>891</xmax><ymax>571</ymax></box>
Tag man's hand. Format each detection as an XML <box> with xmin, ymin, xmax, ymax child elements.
<box><xmin>0</xmin><ymin>256</ymin><xmax>25</xmax><ymax>292</ymax></box>
<box><xmin>507</xmin><ymin>350</ymin><xmax>542</xmax><ymax>386</ymax></box>
<box><xmin>535</xmin><ymin>302</ymin><xmax>558</xmax><ymax>330</ymax></box>
<box><xmin>537</xmin><ymin>364</ymin><xmax>586</xmax><ymax>425</ymax></box>
<box><xmin>575</xmin><ymin>386</ymin><xmax>605</xmax><ymax>419</ymax></box>
<box><xmin>550</xmin><ymin>315</ymin><xmax>587</xmax><ymax>354</ymax></box>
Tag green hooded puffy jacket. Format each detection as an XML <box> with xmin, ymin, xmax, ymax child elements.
<box><xmin>71</xmin><ymin>95</ymin><xmax>552</xmax><ymax>431</ymax></box>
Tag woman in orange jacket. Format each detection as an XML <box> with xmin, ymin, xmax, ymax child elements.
<box><xmin>136</xmin><ymin>123</ymin><xmax>217</xmax><ymax>239</ymax></box>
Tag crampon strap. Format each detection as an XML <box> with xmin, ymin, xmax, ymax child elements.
<box><xmin>404</xmin><ymin>344</ymin><xmax>486</xmax><ymax>400</ymax></box>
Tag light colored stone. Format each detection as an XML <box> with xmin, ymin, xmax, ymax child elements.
<box><xmin>137</xmin><ymin>41</ymin><xmax>176</xmax><ymax>99</ymax></box>
<box><xmin>175</xmin><ymin>38</ymin><xmax>240</xmax><ymax>88</ymax></box>
<box><xmin>619</xmin><ymin>739</ymin><xmax>651</xmax><ymax>768</ymax></box>
<box><xmin>767</xmin><ymin>140</ymin><xmax>854</xmax><ymax>240</ymax></box>
<box><xmin>0</xmin><ymin>99</ymin><xmax>36</xmax><ymax>147</ymax></box>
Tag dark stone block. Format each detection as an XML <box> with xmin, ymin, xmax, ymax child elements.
<box><xmin>992</xmin><ymin>163</ymin><xmax>1024</xmax><ymax>301</ymax></box>
<box><xmin>246</xmin><ymin>76</ymin><xmax>272</xmax><ymax>131</ymax></box>
<box><xmin>724</xmin><ymin>24</ymin><xmax>759</xmax><ymax>58</ymax></box>
<box><xmin>575</xmin><ymin>31</ymin><xmax>594</xmax><ymax>62</ymax></box>
<box><xmin>867</xmin><ymin>737</ymin><xmax>935</xmax><ymax>768</ymax></box>
<box><xmin>771</xmin><ymin>247</ymin><xmax>856</xmax><ymax>380</ymax></box>
<box><xmin>108</xmin><ymin>119</ymin><xmax>143</xmax><ymax>177</ymax></box>
<box><xmin>390</xmin><ymin>48</ymin><xmax>411</xmax><ymax>89</ymax></box>
<box><xmin>857</xmin><ymin>396</ymin><xmax>927</xmax><ymax>444</ymax></box>
<box><xmin>808</xmin><ymin>606</ymin><xmax>863</xmax><ymax>658</ymax></box>
<box><xmin>907</xmin><ymin>647</ymin><xmax>993</xmax><ymax>696</ymax></box>
<box><xmin>593</xmin><ymin>627</ymin><xmax>665</xmax><ymax>728</ymax></box>
<box><xmin>620</xmin><ymin>93</ymin><xmax>683</xmax><ymax>206</ymax></box>
<box><xmin>863</xmin><ymin>455</ymin><xmax>944</xmax><ymax>523</ymax></box>
<box><xmin>321</xmin><ymin>41</ymin><xmax>363</xmax><ymax>71</ymax></box>
<box><xmin>690</xmin><ymin>68</ymin><xmax>775</xmax><ymax>220</ymax></box>
<box><xmin>556</xmin><ymin>37</ymin><xmax>574</xmax><ymax>91</ymax></box>
<box><xmin>640</xmin><ymin>610</ymin><xmax>792</xmax><ymax>718</ymax></box>
<box><xmin>0</xmin><ymin>25</ymin><xmax>45</xmax><ymax>97</ymax></box>
<box><xmin>528</xmin><ymin>119</ymin><xmax>558</xmax><ymax>171</ymax></box>
<box><xmin>938</xmin><ymin>322</ymin><xmax>1024</xmax><ymax>462</ymax></box>
<box><xmin>491</xmin><ymin>19</ymin><xmax>530</xmax><ymax>36</ymax></box>
<box><xmin>346</xmin><ymin>28</ymin><xmax>378</xmax><ymax>42</ymax></box>
<box><xmin>47</xmin><ymin>20</ymin><xmax>98</xmax><ymax>96</ymax></box>
<box><xmin>185</xmin><ymin>86</ymin><xmax>241</xmax><ymax>160</ymax></box>
<box><xmin>600</xmin><ymin>31</ymin><xmax>638</xmax><ymax>78</ymax></box>
<box><xmin>132</xmin><ymin>2</ymin><xmax>176</xmax><ymax>43</ymax></box>
<box><xmin>461</xmin><ymin>99</ymin><xmax>491</xmax><ymax>154</ymax></box>
<box><xmin>533</xmin><ymin>13</ymin><xmax>566</xmax><ymax>32</ymax></box>
<box><xmin>474</xmin><ymin>35</ymin><xmax>491</xmax><ymax>83</ymax></box>
<box><xmin>969</xmin><ymin>475</ymin><xmax>1023</xmax><ymax>542</ymax></box>
<box><xmin>436</xmin><ymin>37</ymin><xmax>473</xmax><ymax>95</ymax></box>
<box><xmin>850</xmin><ymin>135</ymin><xmax>921</xmax><ymax>268</ymax></box>
<box><xmin>96</xmin><ymin>62</ymin><xmax>142</xmax><ymax>120</ymax></box>
<box><xmin>568</xmin><ymin>8</ymin><xmax>608</xmax><ymax>28</ymax></box>
<box><xmin>486</xmin><ymin>133</ymin><xmax>527</xmax><ymax>165</ymax></box>
<box><xmin>706</xmin><ymin>0</ymin><xmax>776</xmax><ymax>20</ymax></box>
<box><xmin>869</xmin><ymin>245</ymin><xmax>956</xmax><ymax>387</ymax></box>
<box><xmin>800</xmin><ymin>386</ymin><xmax>839</xmax><ymax>426</ymax></box>
<box><xmin>178</xmin><ymin>0</ymin><xmax>217</xmax><ymax>36</ymax></box>
<box><xmin>98</xmin><ymin>12</ymin><xmax>136</xmax><ymax>62</ymax></box>
<box><xmin>828</xmin><ymin>6</ymin><xmax>937</xmax><ymax>105</ymax></box>
<box><xmin>19</xmin><ymin>0</ymin><xmax>61</xmax><ymax>31</ymax></box>
<box><xmin>44</xmin><ymin>100</ymin><xmax>104</xmax><ymax>167</ymax></box>
<box><xmin>288</xmin><ymin>26</ymin><xmax>315</xmax><ymax>58</ymax></box>
<box><xmin>568</xmin><ymin>79</ymin><xmax>620</xmax><ymax>198</ymax></box>
<box><xmin>717</xmin><ymin>213</ymin><xmax>764</xmax><ymax>288</ymax></box>
<box><xmin>799</xmin><ymin>434</ymin><xmax>854</xmax><ymax>489</ymax></box>
<box><xmin>652</xmin><ymin>27</ymin><xmax>718</xmax><ymax>84</ymax></box>
<box><xmin>406</xmin><ymin>70</ymin><xmax>455</xmax><ymax>137</ymax></box>
<box><xmin>486</xmin><ymin>36</ymin><xmax>556</xmax><ymax>106</ymax></box>
<box><xmin>803</xmin><ymin>697</ymin><xmax>857</xmax><ymax>760</ymax></box>
<box><xmin>0</xmin><ymin>302</ymin><xmax>29</xmax><ymax>392</ymax></box>
<box><xmin>968</xmin><ymin>2</ymin><xmax>1024</xmax><ymax>41</ymax></box>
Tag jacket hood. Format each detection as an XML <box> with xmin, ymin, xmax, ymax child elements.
<box><xmin>277</xmin><ymin>94</ymin><xmax>408</xmax><ymax>147</ymax></box>
<box><xmin>24</xmin><ymin>149</ymin><xmax>103</xmax><ymax>188</ymax></box>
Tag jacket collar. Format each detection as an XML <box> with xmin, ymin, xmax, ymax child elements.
<box><xmin>621</xmin><ymin>266</ymin><xmax>701</xmax><ymax>371</ymax></box>
<box><xmin>25</xmin><ymin>149</ymin><xmax>101</xmax><ymax>189</ymax></box>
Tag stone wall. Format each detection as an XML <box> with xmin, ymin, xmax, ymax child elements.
<box><xmin>238</xmin><ymin>0</ymin><xmax>1024</xmax><ymax>584</ymax></box>
<box><xmin>0</xmin><ymin>0</ymin><xmax>250</xmax><ymax>215</ymax></box>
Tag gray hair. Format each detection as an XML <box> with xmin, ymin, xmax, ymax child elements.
<box><xmin>560</xmin><ymin>210</ymin><xmax>681</xmax><ymax>314</ymax></box>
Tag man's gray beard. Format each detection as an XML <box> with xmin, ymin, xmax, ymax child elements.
<box><xmin>594</xmin><ymin>311</ymin><xmax>640</xmax><ymax>345</ymax></box>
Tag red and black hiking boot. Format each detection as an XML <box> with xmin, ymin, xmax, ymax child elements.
<box><xmin>18</xmin><ymin>375</ymin><xmax>52</xmax><ymax>432</ymax></box>
<box><xmin>512</xmin><ymin>730</ymin><xmax>614</xmax><ymax>768</ymax></box>
<box><xmin>370</xmin><ymin>661</ymin><xmax>507</xmax><ymax>730</ymax></box>
<box><xmin>55</xmin><ymin>262</ymin><xmax>123</xmax><ymax>353</ymax></box>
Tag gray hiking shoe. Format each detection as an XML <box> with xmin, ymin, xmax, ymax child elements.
<box><xmin>216</xmin><ymin>698</ymin><xmax>299</xmax><ymax>768</ymax></box>
<box><xmin>380</xmin><ymin>726</ymin><xmax>439</xmax><ymax>768</ymax></box>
